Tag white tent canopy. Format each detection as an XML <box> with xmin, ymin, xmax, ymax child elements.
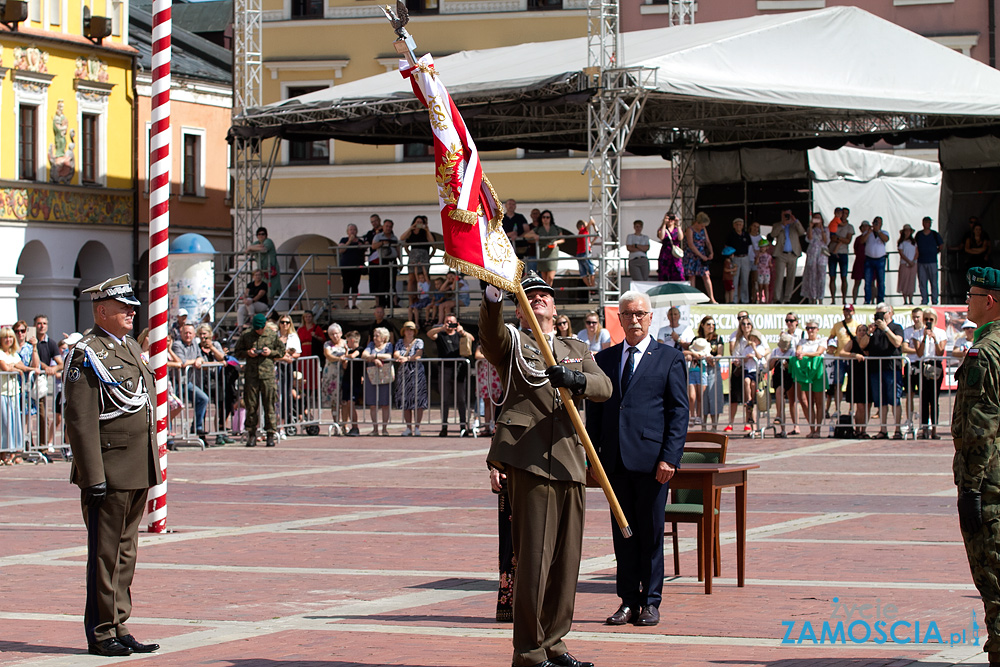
<box><xmin>236</xmin><ymin>6</ymin><xmax>1000</xmax><ymax>151</ymax></box>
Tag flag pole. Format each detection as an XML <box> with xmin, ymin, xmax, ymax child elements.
<box><xmin>513</xmin><ymin>286</ymin><xmax>632</xmax><ymax>539</ymax></box>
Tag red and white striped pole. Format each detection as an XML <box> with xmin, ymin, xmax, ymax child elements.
<box><xmin>146</xmin><ymin>0</ymin><xmax>171</xmax><ymax>533</ymax></box>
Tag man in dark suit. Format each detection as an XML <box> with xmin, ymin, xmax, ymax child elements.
<box><xmin>480</xmin><ymin>272</ymin><xmax>612</xmax><ymax>667</ymax></box>
<box><xmin>586</xmin><ymin>290</ymin><xmax>688</xmax><ymax>627</ymax></box>
<box><xmin>64</xmin><ymin>275</ymin><xmax>163</xmax><ymax>657</ymax></box>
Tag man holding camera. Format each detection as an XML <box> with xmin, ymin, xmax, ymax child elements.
<box><xmin>235</xmin><ymin>313</ymin><xmax>285</xmax><ymax>447</ymax></box>
<box><xmin>855</xmin><ymin>303</ymin><xmax>904</xmax><ymax>439</ymax></box>
<box><xmin>770</xmin><ymin>210</ymin><xmax>806</xmax><ymax>303</ymax></box>
<box><xmin>429</xmin><ymin>314</ymin><xmax>474</xmax><ymax>437</ymax></box>
<box><xmin>954</xmin><ymin>267</ymin><xmax>1000</xmax><ymax>667</ymax></box>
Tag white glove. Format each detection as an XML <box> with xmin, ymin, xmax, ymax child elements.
<box><xmin>485</xmin><ymin>285</ymin><xmax>505</xmax><ymax>303</ymax></box>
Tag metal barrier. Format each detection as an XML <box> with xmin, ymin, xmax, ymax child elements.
<box><xmin>315</xmin><ymin>356</ymin><xmax>474</xmax><ymax>436</ymax></box>
<box><xmin>276</xmin><ymin>355</ymin><xmax>322</xmax><ymax>436</ymax></box>
<box><xmin>24</xmin><ymin>369</ymin><xmax>69</xmax><ymax>463</ymax></box>
<box><xmin>1</xmin><ymin>370</ymin><xmax>32</xmax><ymax>463</ymax></box>
<box><xmin>682</xmin><ymin>353</ymin><xmax>956</xmax><ymax>440</ymax></box>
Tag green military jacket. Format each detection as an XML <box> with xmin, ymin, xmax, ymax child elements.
<box><xmin>63</xmin><ymin>329</ymin><xmax>162</xmax><ymax>490</ymax></box>
<box><xmin>234</xmin><ymin>328</ymin><xmax>285</xmax><ymax>378</ymax></box>
<box><xmin>953</xmin><ymin>319</ymin><xmax>1000</xmax><ymax>507</ymax></box>
<box><xmin>479</xmin><ymin>297</ymin><xmax>612</xmax><ymax>483</ymax></box>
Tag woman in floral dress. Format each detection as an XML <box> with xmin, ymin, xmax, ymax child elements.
<box><xmin>393</xmin><ymin>322</ymin><xmax>428</xmax><ymax>436</ymax></box>
<box><xmin>322</xmin><ymin>324</ymin><xmax>347</xmax><ymax>433</ymax></box>
<box><xmin>800</xmin><ymin>212</ymin><xmax>830</xmax><ymax>303</ymax></box>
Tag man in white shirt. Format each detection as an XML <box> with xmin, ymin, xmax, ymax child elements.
<box><xmin>626</xmin><ymin>220</ymin><xmax>650</xmax><ymax>282</ymax></box>
<box><xmin>901</xmin><ymin>307</ymin><xmax>926</xmax><ymax>424</ymax></box>
<box><xmin>914</xmin><ymin>309</ymin><xmax>947</xmax><ymax>439</ymax></box>
<box><xmin>656</xmin><ymin>307</ymin><xmax>694</xmax><ymax>351</ymax></box>
<box><xmin>861</xmin><ymin>217</ymin><xmax>890</xmax><ymax>304</ymax></box>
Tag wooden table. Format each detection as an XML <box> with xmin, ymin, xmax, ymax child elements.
<box><xmin>670</xmin><ymin>462</ymin><xmax>760</xmax><ymax>594</ymax></box>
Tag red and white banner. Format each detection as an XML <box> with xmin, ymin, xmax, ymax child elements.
<box><xmin>401</xmin><ymin>54</ymin><xmax>522</xmax><ymax>292</ymax></box>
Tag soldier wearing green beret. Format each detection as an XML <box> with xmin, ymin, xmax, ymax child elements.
<box><xmin>954</xmin><ymin>266</ymin><xmax>1000</xmax><ymax>666</ymax></box>
<box><xmin>235</xmin><ymin>313</ymin><xmax>284</xmax><ymax>447</ymax></box>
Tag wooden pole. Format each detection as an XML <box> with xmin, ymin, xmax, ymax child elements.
<box><xmin>513</xmin><ymin>286</ymin><xmax>632</xmax><ymax>538</ymax></box>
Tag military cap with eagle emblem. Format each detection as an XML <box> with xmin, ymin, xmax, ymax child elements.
<box><xmin>82</xmin><ymin>274</ymin><xmax>141</xmax><ymax>306</ymax></box>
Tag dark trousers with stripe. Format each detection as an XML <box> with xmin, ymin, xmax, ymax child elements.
<box><xmin>83</xmin><ymin>488</ymin><xmax>149</xmax><ymax>644</ymax></box>
<box><xmin>507</xmin><ymin>467</ymin><xmax>585</xmax><ymax>667</ymax></box>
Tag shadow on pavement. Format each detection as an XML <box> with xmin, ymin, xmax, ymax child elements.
<box><xmin>711</xmin><ymin>660</ymin><xmax>966</xmax><ymax>667</ymax></box>
<box><xmin>0</xmin><ymin>640</ymin><xmax>83</xmax><ymax>655</ymax></box>
<box><xmin>224</xmin><ymin>661</ymin><xmax>439</xmax><ymax>667</ymax></box>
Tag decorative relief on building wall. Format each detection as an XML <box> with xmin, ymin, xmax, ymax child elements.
<box><xmin>74</xmin><ymin>56</ymin><xmax>110</xmax><ymax>82</ymax></box>
<box><xmin>48</xmin><ymin>100</ymin><xmax>76</xmax><ymax>185</ymax></box>
<box><xmin>0</xmin><ymin>186</ymin><xmax>131</xmax><ymax>225</ymax></box>
<box><xmin>12</xmin><ymin>46</ymin><xmax>49</xmax><ymax>73</ymax></box>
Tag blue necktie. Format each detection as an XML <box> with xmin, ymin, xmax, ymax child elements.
<box><xmin>621</xmin><ymin>346</ymin><xmax>637</xmax><ymax>392</ymax></box>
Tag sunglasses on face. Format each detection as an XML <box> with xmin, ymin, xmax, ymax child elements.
<box><xmin>806</xmin><ymin>326</ymin><xmax>818</xmax><ymax>330</ymax></box>
<box><xmin>785</xmin><ymin>319</ymin><xmax>797</xmax><ymax>323</ymax></box>
<box><xmin>13</xmin><ymin>329</ymin><xmax>25</xmax><ymax>334</ymax></box>
<box><xmin>586</xmin><ymin>321</ymin><xmax>599</xmax><ymax>325</ymax></box>
<box><xmin>279</xmin><ymin>320</ymin><xmax>291</xmax><ymax>324</ymax></box>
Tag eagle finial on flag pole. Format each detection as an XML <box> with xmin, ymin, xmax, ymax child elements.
<box><xmin>381</xmin><ymin>1</ymin><xmax>417</xmax><ymax>66</ymax></box>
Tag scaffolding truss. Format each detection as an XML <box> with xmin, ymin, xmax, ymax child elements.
<box><xmin>232</xmin><ymin>0</ymin><xmax>266</xmax><ymax>252</ymax></box>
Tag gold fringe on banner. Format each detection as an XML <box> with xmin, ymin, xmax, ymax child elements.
<box><xmin>444</xmin><ymin>253</ymin><xmax>524</xmax><ymax>294</ymax></box>
<box><xmin>447</xmin><ymin>208</ymin><xmax>478</xmax><ymax>225</ymax></box>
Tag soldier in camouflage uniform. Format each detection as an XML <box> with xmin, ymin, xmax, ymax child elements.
<box><xmin>235</xmin><ymin>313</ymin><xmax>285</xmax><ymax>447</ymax></box>
<box><xmin>953</xmin><ymin>266</ymin><xmax>1000</xmax><ymax>666</ymax></box>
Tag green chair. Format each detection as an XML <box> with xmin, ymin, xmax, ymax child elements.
<box><xmin>664</xmin><ymin>431</ymin><xmax>729</xmax><ymax>581</ymax></box>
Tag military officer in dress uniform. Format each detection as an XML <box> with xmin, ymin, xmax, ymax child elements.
<box><xmin>479</xmin><ymin>272</ymin><xmax>612</xmax><ymax>667</ymax></box>
<box><xmin>954</xmin><ymin>266</ymin><xmax>1000</xmax><ymax>667</ymax></box>
<box><xmin>63</xmin><ymin>274</ymin><xmax>163</xmax><ymax>657</ymax></box>
<box><xmin>234</xmin><ymin>313</ymin><xmax>284</xmax><ymax>447</ymax></box>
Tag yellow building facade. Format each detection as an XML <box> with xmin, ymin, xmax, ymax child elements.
<box><xmin>0</xmin><ymin>1</ymin><xmax>138</xmax><ymax>333</ymax></box>
<box><xmin>258</xmin><ymin>0</ymin><xmax>672</xmax><ymax>266</ymax></box>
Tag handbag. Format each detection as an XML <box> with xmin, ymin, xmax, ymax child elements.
<box><xmin>671</xmin><ymin>244</ymin><xmax>684</xmax><ymax>259</ymax></box>
<box><xmin>921</xmin><ymin>361</ymin><xmax>943</xmax><ymax>381</ymax></box>
<box><xmin>366</xmin><ymin>364</ymin><xmax>395</xmax><ymax>385</ymax></box>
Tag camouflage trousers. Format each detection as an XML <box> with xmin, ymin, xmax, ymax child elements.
<box><xmin>244</xmin><ymin>376</ymin><xmax>278</xmax><ymax>435</ymax></box>
<box><xmin>963</xmin><ymin>514</ymin><xmax>1000</xmax><ymax>652</ymax></box>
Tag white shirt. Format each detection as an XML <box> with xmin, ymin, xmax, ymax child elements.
<box><xmin>619</xmin><ymin>334</ymin><xmax>653</xmax><ymax>380</ymax></box>
<box><xmin>903</xmin><ymin>325</ymin><xmax>922</xmax><ymax>363</ymax></box>
<box><xmin>577</xmin><ymin>327</ymin><xmax>611</xmax><ymax>353</ymax></box>
<box><xmin>918</xmin><ymin>327</ymin><xmax>947</xmax><ymax>359</ymax></box>
<box><xmin>797</xmin><ymin>338</ymin><xmax>825</xmax><ymax>356</ymax></box>
<box><xmin>656</xmin><ymin>324</ymin><xmax>694</xmax><ymax>349</ymax></box>
<box><xmin>865</xmin><ymin>231</ymin><xmax>887</xmax><ymax>258</ymax></box>
<box><xmin>626</xmin><ymin>233</ymin><xmax>650</xmax><ymax>260</ymax></box>
<box><xmin>734</xmin><ymin>339</ymin><xmax>766</xmax><ymax>373</ymax></box>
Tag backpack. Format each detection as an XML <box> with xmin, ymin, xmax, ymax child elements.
<box><xmin>834</xmin><ymin>414</ymin><xmax>854</xmax><ymax>439</ymax></box>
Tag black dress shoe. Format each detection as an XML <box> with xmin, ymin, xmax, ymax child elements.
<box><xmin>118</xmin><ymin>634</ymin><xmax>159</xmax><ymax>653</ymax></box>
<box><xmin>605</xmin><ymin>604</ymin><xmax>634</xmax><ymax>625</ymax></box>
<box><xmin>634</xmin><ymin>605</ymin><xmax>660</xmax><ymax>626</ymax></box>
<box><xmin>550</xmin><ymin>652</ymin><xmax>594</xmax><ymax>667</ymax></box>
<box><xmin>88</xmin><ymin>638</ymin><xmax>132</xmax><ymax>656</ymax></box>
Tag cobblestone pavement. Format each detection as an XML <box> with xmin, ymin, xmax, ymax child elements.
<box><xmin>0</xmin><ymin>431</ymin><xmax>990</xmax><ymax>667</ymax></box>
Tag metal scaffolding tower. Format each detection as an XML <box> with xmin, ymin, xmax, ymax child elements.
<box><xmin>586</xmin><ymin>0</ymin><xmax>654</xmax><ymax>306</ymax></box>
<box><xmin>232</xmin><ymin>0</ymin><xmax>275</xmax><ymax>253</ymax></box>
<box><xmin>667</xmin><ymin>0</ymin><xmax>695</xmax><ymax>26</ymax></box>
